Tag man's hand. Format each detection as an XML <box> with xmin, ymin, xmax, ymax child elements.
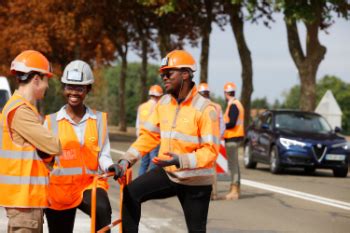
<box><xmin>152</xmin><ymin>152</ymin><xmax>180</xmax><ymax>168</ymax></box>
<box><xmin>108</xmin><ymin>160</ymin><xmax>129</xmax><ymax>180</ymax></box>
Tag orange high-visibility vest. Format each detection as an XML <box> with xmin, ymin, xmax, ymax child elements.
<box><xmin>45</xmin><ymin>110</ymin><xmax>108</xmax><ymax>210</ymax></box>
<box><xmin>137</xmin><ymin>99</ymin><xmax>157</xmax><ymax>135</ymax></box>
<box><xmin>0</xmin><ymin>94</ymin><xmax>50</xmax><ymax>208</ymax></box>
<box><xmin>224</xmin><ymin>98</ymin><xmax>245</xmax><ymax>139</ymax></box>
<box><xmin>126</xmin><ymin>86</ymin><xmax>220</xmax><ymax>181</ymax></box>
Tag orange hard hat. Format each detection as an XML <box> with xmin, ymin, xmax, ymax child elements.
<box><xmin>198</xmin><ymin>83</ymin><xmax>210</xmax><ymax>92</ymax></box>
<box><xmin>159</xmin><ymin>50</ymin><xmax>196</xmax><ymax>73</ymax></box>
<box><xmin>224</xmin><ymin>82</ymin><xmax>236</xmax><ymax>92</ymax></box>
<box><xmin>10</xmin><ymin>50</ymin><xmax>53</xmax><ymax>77</ymax></box>
<box><xmin>148</xmin><ymin>85</ymin><xmax>163</xmax><ymax>97</ymax></box>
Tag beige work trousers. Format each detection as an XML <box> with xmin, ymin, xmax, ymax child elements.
<box><xmin>5</xmin><ymin>208</ymin><xmax>43</xmax><ymax>233</ymax></box>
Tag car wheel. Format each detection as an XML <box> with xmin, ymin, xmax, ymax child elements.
<box><xmin>270</xmin><ymin>145</ymin><xmax>282</xmax><ymax>174</ymax></box>
<box><xmin>304</xmin><ymin>167</ymin><xmax>316</xmax><ymax>174</ymax></box>
<box><xmin>333</xmin><ymin>166</ymin><xmax>348</xmax><ymax>177</ymax></box>
<box><xmin>244</xmin><ymin>142</ymin><xmax>257</xmax><ymax>169</ymax></box>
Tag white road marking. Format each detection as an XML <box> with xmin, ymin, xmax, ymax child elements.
<box><xmin>111</xmin><ymin>148</ymin><xmax>125</xmax><ymax>155</ymax></box>
<box><xmin>112</xmin><ymin>148</ymin><xmax>350</xmax><ymax>211</ymax></box>
<box><xmin>242</xmin><ymin>179</ymin><xmax>350</xmax><ymax>211</ymax></box>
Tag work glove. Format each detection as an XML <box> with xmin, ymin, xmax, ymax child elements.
<box><xmin>108</xmin><ymin>160</ymin><xmax>129</xmax><ymax>180</ymax></box>
<box><xmin>37</xmin><ymin>149</ymin><xmax>52</xmax><ymax>159</ymax></box>
<box><xmin>152</xmin><ymin>152</ymin><xmax>180</xmax><ymax>168</ymax></box>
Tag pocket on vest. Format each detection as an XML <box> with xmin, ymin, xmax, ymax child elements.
<box><xmin>48</xmin><ymin>176</ymin><xmax>75</xmax><ymax>205</ymax></box>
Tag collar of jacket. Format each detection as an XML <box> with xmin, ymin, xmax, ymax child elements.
<box><xmin>171</xmin><ymin>82</ymin><xmax>197</xmax><ymax>106</ymax></box>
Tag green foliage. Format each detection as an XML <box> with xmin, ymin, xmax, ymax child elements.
<box><xmin>251</xmin><ymin>97</ymin><xmax>270</xmax><ymax>109</ymax></box>
<box><xmin>42</xmin><ymin>77</ymin><xmax>65</xmax><ymax>115</ymax></box>
<box><xmin>281</xmin><ymin>85</ymin><xmax>300</xmax><ymax>110</ymax></box>
<box><xmin>275</xmin><ymin>0</ymin><xmax>349</xmax><ymax>29</ymax></box>
<box><xmin>282</xmin><ymin>75</ymin><xmax>350</xmax><ymax>134</ymax></box>
<box><xmin>211</xmin><ymin>93</ymin><xmax>226</xmax><ymax>111</ymax></box>
<box><xmin>99</xmin><ymin>62</ymin><xmax>162</xmax><ymax>126</ymax></box>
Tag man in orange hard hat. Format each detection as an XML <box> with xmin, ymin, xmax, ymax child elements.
<box><xmin>114</xmin><ymin>50</ymin><xmax>220</xmax><ymax>232</ymax></box>
<box><xmin>198</xmin><ymin>82</ymin><xmax>225</xmax><ymax>200</ymax></box>
<box><xmin>223</xmin><ymin>82</ymin><xmax>245</xmax><ymax>200</ymax></box>
<box><xmin>0</xmin><ymin>50</ymin><xmax>61</xmax><ymax>232</ymax></box>
<box><xmin>136</xmin><ymin>85</ymin><xmax>163</xmax><ymax>176</ymax></box>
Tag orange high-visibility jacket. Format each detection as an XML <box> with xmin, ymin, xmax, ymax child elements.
<box><xmin>136</xmin><ymin>99</ymin><xmax>157</xmax><ymax>136</ymax></box>
<box><xmin>224</xmin><ymin>97</ymin><xmax>245</xmax><ymax>139</ymax></box>
<box><xmin>45</xmin><ymin>110</ymin><xmax>108</xmax><ymax>210</ymax></box>
<box><xmin>124</xmin><ymin>86</ymin><xmax>220</xmax><ymax>185</ymax></box>
<box><xmin>212</xmin><ymin>102</ymin><xmax>225</xmax><ymax>138</ymax></box>
<box><xmin>0</xmin><ymin>94</ymin><xmax>50</xmax><ymax>208</ymax></box>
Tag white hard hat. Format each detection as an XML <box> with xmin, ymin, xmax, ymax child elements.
<box><xmin>61</xmin><ymin>60</ymin><xmax>94</xmax><ymax>85</ymax></box>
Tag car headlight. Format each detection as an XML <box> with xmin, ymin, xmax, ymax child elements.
<box><xmin>332</xmin><ymin>142</ymin><xmax>350</xmax><ymax>150</ymax></box>
<box><xmin>279</xmin><ymin>138</ymin><xmax>306</xmax><ymax>149</ymax></box>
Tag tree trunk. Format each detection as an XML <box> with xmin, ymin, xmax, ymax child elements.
<box><xmin>158</xmin><ymin>18</ymin><xmax>171</xmax><ymax>58</ymax></box>
<box><xmin>117</xmin><ymin>45</ymin><xmax>128</xmax><ymax>132</ymax></box>
<box><xmin>298</xmin><ymin>65</ymin><xmax>318</xmax><ymax>110</ymax></box>
<box><xmin>228</xmin><ymin>3</ymin><xmax>253</xmax><ymax>129</ymax></box>
<box><xmin>140</xmin><ymin>35</ymin><xmax>148</xmax><ymax>103</ymax></box>
<box><xmin>199</xmin><ymin>0</ymin><xmax>213</xmax><ymax>83</ymax></box>
<box><xmin>284</xmin><ymin>0</ymin><xmax>326</xmax><ymax>111</ymax></box>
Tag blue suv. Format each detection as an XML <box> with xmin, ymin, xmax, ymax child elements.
<box><xmin>244</xmin><ymin>110</ymin><xmax>349</xmax><ymax>177</ymax></box>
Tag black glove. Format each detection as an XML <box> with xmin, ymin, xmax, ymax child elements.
<box><xmin>108</xmin><ymin>160</ymin><xmax>129</xmax><ymax>180</ymax></box>
<box><xmin>152</xmin><ymin>152</ymin><xmax>180</xmax><ymax>168</ymax></box>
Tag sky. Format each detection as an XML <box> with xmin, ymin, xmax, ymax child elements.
<box><xmin>128</xmin><ymin>13</ymin><xmax>350</xmax><ymax>104</ymax></box>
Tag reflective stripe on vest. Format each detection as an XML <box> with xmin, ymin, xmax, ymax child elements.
<box><xmin>0</xmin><ymin>175</ymin><xmax>48</xmax><ymax>185</ymax></box>
<box><xmin>0</xmin><ymin>94</ymin><xmax>49</xmax><ymax>208</ymax></box>
<box><xmin>143</xmin><ymin>121</ymin><xmax>160</xmax><ymax>133</ymax></box>
<box><xmin>161</xmin><ymin>131</ymin><xmax>220</xmax><ymax>146</ymax></box>
<box><xmin>0</xmin><ymin>150</ymin><xmax>42</xmax><ymax>160</ymax></box>
<box><xmin>171</xmin><ymin>167</ymin><xmax>215</xmax><ymax>178</ymax></box>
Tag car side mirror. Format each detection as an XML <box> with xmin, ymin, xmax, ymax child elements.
<box><xmin>261</xmin><ymin>123</ymin><xmax>270</xmax><ymax>130</ymax></box>
<box><xmin>334</xmin><ymin>126</ymin><xmax>342</xmax><ymax>133</ymax></box>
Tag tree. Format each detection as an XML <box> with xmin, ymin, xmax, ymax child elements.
<box><xmin>224</xmin><ymin>0</ymin><xmax>254</xmax><ymax>130</ymax></box>
<box><xmin>282</xmin><ymin>75</ymin><xmax>350</xmax><ymax>133</ymax></box>
<box><xmin>101</xmin><ymin>63</ymin><xmax>161</xmax><ymax>126</ymax></box>
<box><xmin>0</xmin><ymin>0</ymin><xmax>116</xmax><ymax>74</ymax></box>
<box><xmin>251</xmin><ymin>97</ymin><xmax>270</xmax><ymax>109</ymax></box>
<box><xmin>276</xmin><ymin>0</ymin><xmax>350</xmax><ymax>111</ymax></box>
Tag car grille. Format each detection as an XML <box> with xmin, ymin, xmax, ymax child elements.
<box><xmin>312</xmin><ymin>144</ymin><xmax>327</xmax><ymax>162</ymax></box>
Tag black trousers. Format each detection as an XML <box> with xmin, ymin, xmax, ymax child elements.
<box><xmin>122</xmin><ymin>167</ymin><xmax>212</xmax><ymax>233</ymax></box>
<box><xmin>45</xmin><ymin>188</ymin><xmax>112</xmax><ymax>233</ymax></box>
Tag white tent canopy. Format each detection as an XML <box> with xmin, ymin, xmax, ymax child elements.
<box><xmin>315</xmin><ymin>90</ymin><xmax>343</xmax><ymax>129</ymax></box>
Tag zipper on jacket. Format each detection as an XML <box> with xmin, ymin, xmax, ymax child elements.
<box><xmin>169</xmin><ymin>104</ymin><xmax>180</xmax><ymax>153</ymax></box>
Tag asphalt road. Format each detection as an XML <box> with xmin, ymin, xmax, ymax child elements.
<box><xmin>1</xmin><ymin>134</ymin><xmax>349</xmax><ymax>233</ymax></box>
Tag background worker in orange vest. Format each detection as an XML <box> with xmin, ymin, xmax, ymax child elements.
<box><xmin>136</xmin><ymin>85</ymin><xmax>163</xmax><ymax>176</ymax></box>
<box><xmin>0</xmin><ymin>50</ymin><xmax>61</xmax><ymax>233</ymax></box>
<box><xmin>198</xmin><ymin>82</ymin><xmax>225</xmax><ymax>200</ymax></box>
<box><xmin>44</xmin><ymin>60</ymin><xmax>117</xmax><ymax>233</ymax></box>
<box><xmin>113</xmin><ymin>50</ymin><xmax>220</xmax><ymax>233</ymax></box>
<box><xmin>223</xmin><ymin>82</ymin><xmax>245</xmax><ymax>200</ymax></box>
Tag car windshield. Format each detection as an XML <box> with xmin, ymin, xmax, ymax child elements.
<box><xmin>275</xmin><ymin>112</ymin><xmax>332</xmax><ymax>133</ymax></box>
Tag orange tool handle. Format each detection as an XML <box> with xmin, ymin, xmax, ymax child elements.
<box><xmin>91</xmin><ymin>169</ymin><xmax>132</xmax><ymax>233</ymax></box>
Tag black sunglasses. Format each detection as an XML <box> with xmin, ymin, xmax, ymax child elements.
<box><xmin>160</xmin><ymin>69</ymin><xmax>187</xmax><ymax>79</ymax></box>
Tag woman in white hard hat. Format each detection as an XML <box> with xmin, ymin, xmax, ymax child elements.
<box><xmin>44</xmin><ymin>60</ymin><xmax>118</xmax><ymax>233</ymax></box>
